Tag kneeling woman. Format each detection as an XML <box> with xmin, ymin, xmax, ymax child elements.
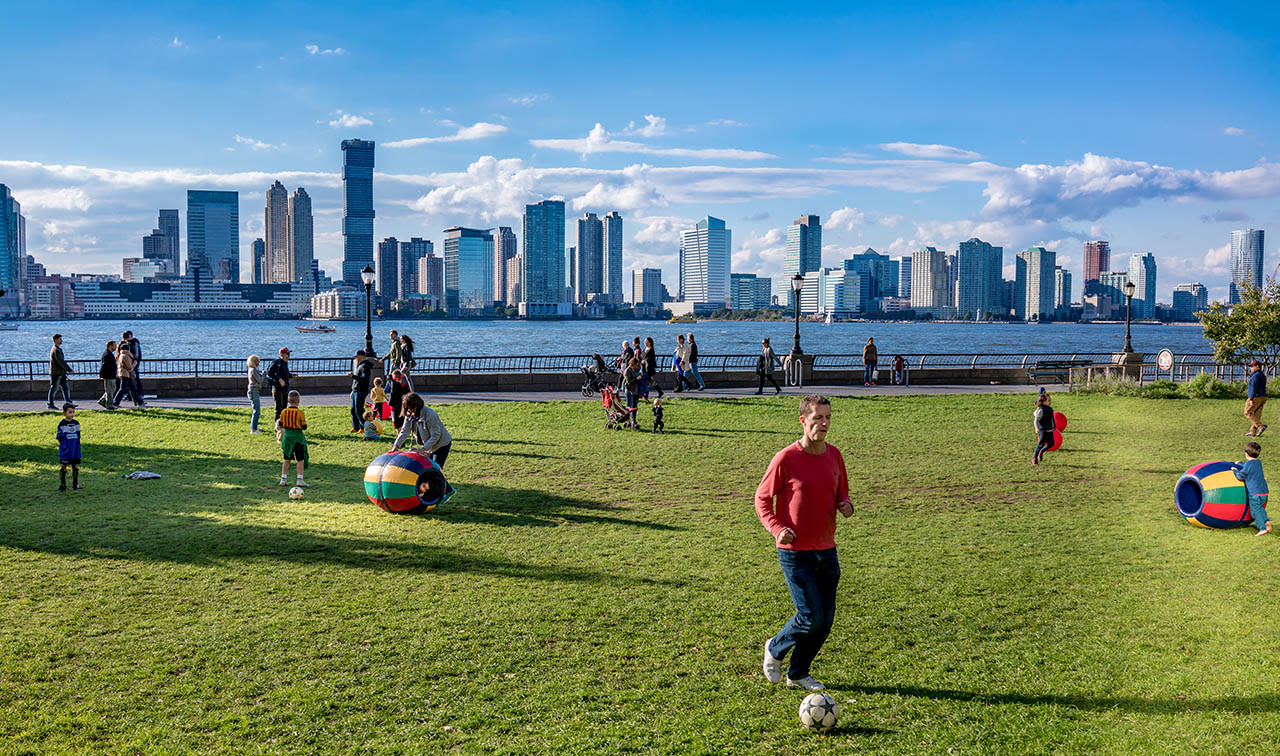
<box><xmin>391</xmin><ymin>392</ymin><xmax>453</xmax><ymax>469</ymax></box>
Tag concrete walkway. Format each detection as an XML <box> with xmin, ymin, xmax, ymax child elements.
<box><xmin>0</xmin><ymin>382</ymin><xmax>1042</xmax><ymax>412</ymax></box>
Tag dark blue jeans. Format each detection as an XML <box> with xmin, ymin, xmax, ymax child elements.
<box><xmin>864</xmin><ymin>361</ymin><xmax>877</xmax><ymax>383</ymax></box>
<box><xmin>48</xmin><ymin>375</ymin><xmax>72</xmax><ymax>406</ymax></box>
<box><xmin>351</xmin><ymin>390</ymin><xmax>368</xmax><ymax>431</ymax></box>
<box><xmin>770</xmin><ymin>547</ymin><xmax>840</xmax><ymax>679</ymax></box>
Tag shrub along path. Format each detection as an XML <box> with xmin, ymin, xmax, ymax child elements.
<box><xmin>0</xmin><ymin>394</ymin><xmax>1274</xmax><ymax>754</ymax></box>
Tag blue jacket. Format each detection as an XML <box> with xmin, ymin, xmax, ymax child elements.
<box><xmin>1249</xmin><ymin>370</ymin><xmax>1267</xmax><ymax>399</ymax></box>
<box><xmin>1234</xmin><ymin>458</ymin><xmax>1269</xmax><ymax>496</ymax></box>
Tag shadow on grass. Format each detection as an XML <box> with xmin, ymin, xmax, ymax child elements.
<box><xmin>845</xmin><ymin>684</ymin><xmax>1280</xmax><ymax>713</ymax></box>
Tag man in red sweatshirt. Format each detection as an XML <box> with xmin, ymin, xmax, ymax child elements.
<box><xmin>755</xmin><ymin>394</ymin><xmax>852</xmax><ymax>691</ymax></box>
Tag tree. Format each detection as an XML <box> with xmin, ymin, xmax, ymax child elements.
<box><xmin>1197</xmin><ymin>278</ymin><xmax>1280</xmax><ymax>368</ymax></box>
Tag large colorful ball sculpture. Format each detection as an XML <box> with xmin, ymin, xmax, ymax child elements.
<box><xmin>364</xmin><ymin>450</ymin><xmax>455</xmax><ymax>515</ymax></box>
<box><xmin>1175</xmin><ymin>461</ymin><xmax>1253</xmax><ymax>528</ymax></box>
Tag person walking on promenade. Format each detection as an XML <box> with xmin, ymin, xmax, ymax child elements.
<box><xmin>687</xmin><ymin>332</ymin><xmax>706</xmax><ymax>390</ymax></box>
<box><xmin>47</xmin><ymin>333</ymin><xmax>74</xmax><ymax>410</ymax></box>
<box><xmin>398</xmin><ymin>334</ymin><xmax>417</xmax><ymax>391</ymax></box>
<box><xmin>672</xmin><ymin>334</ymin><xmax>695</xmax><ymax>393</ymax></box>
<box><xmin>1245</xmin><ymin>359</ymin><xmax>1267</xmax><ymax>437</ymax></box>
<box><xmin>247</xmin><ymin>355</ymin><xmax>267</xmax><ymax>434</ymax></box>
<box><xmin>391</xmin><ymin>392</ymin><xmax>454</xmax><ymax>469</ymax></box>
<box><xmin>97</xmin><ymin>340</ymin><xmax>118</xmax><ymax>410</ymax></box>
<box><xmin>123</xmin><ymin>331</ymin><xmax>144</xmax><ymax>398</ymax></box>
<box><xmin>267</xmin><ymin>347</ymin><xmax>293</xmax><ymax>421</ymax></box>
<box><xmin>756</xmin><ymin>394</ymin><xmax>853</xmax><ymax>692</ymax></box>
<box><xmin>1232</xmin><ymin>441</ymin><xmax>1271</xmax><ymax>536</ymax></box>
<box><xmin>756</xmin><ymin>338</ymin><xmax>782</xmax><ymax>395</ymax></box>
<box><xmin>349</xmin><ymin>349</ymin><xmax>375</xmax><ymax>434</ymax></box>
<box><xmin>381</xmin><ymin>329</ymin><xmax>403</xmax><ymax>372</ymax></box>
<box><xmin>112</xmin><ymin>341</ymin><xmax>144</xmax><ymax>408</ymax></box>
<box><xmin>861</xmin><ymin>337</ymin><xmax>878</xmax><ymax>386</ymax></box>
<box><xmin>642</xmin><ymin>336</ymin><xmax>664</xmax><ymax>399</ymax></box>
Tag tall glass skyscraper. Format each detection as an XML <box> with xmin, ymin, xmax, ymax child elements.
<box><xmin>680</xmin><ymin>216</ymin><xmax>731</xmax><ymax>306</ymax></box>
<box><xmin>0</xmin><ymin>184</ymin><xmax>20</xmax><ymax>291</ymax></box>
<box><xmin>264</xmin><ymin>181</ymin><xmax>290</xmax><ymax>283</ymax></box>
<box><xmin>521</xmin><ymin>200</ymin><xmax>566</xmax><ymax>305</ymax></box>
<box><xmin>575</xmin><ymin>212</ymin><xmax>603</xmax><ymax>303</ymax></box>
<box><xmin>186</xmin><ymin>190</ymin><xmax>239</xmax><ymax>282</ymax></box>
<box><xmin>602</xmin><ymin>212</ymin><xmax>624</xmax><ymax>305</ymax></box>
<box><xmin>399</xmin><ymin>238</ymin><xmax>433</xmax><ymax>300</ymax></box>
<box><xmin>1230</xmin><ymin>229</ymin><xmax>1264</xmax><ymax>304</ymax></box>
<box><xmin>158</xmin><ymin>209</ymin><xmax>180</xmax><ymax>273</ymax></box>
<box><xmin>445</xmin><ymin>227</ymin><xmax>495</xmax><ymax>315</ymax></box>
<box><xmin>341</xmin><ymin>139</ymin><xmax>376</xmax><ymax>285</ymax></box>
<box><xmin>377</xmin><ymin>237</ymin><xmax>399</xmax><ymax>305</ymax></box>
<box><xmin>492</xmin><ymin>226</ymin><xmax>517</xmax><ymax>304</ymax></box>
<box><xmin>784</xmin><ymin>214</ymin><xmax>822</xmax><ymax>307</ymax></box>
<box><xmin>955</xmin><ymin>237</ymin><xmax>1004</xmax><ymax>319</ymax></box>
<box><xmin>1127</xmin><ymin>252</ymin><xmax>1157</xmax><ymax>319</ymax></box>
<box><xmin>288</xmin><ymin>187</ymin><xmax>313</xmax><ymax>284</ymax></box>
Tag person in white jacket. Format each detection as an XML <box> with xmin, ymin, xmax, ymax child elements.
<box><xmin>391</xmin><ymin>392</ymin><xmax>453</xmax><ymax>469</ymax></box>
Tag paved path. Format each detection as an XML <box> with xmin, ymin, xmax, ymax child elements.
<box><xmin>1</xmin><ymin>382</ymin><xmax>1041</xmax><ymax>412</ymax></box>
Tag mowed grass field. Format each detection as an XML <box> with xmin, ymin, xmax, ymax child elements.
<box><xmin>1</xmin><ymin>392</ymin><xmax>1278</xmax><ymax>755</ymax></box>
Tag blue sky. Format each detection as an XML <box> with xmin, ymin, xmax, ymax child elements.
<box><xmin>2</xmin><ymin>0</ymin><xmax>1278</xmax><ymax>302</ymax></box>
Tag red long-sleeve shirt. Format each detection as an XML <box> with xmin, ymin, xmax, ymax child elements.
<box><xmin>755</xmin><ymin>441</ymin><xmax>849</xmax><ymax>551</ymax></box>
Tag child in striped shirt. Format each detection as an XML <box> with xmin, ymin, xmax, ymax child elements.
<box><xmin>275</xmin><ymin>390</ymin><xmax>309</xmax><ymax>487</ymax></box>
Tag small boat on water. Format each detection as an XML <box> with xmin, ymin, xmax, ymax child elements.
<box><xmin>296</xmin><ymin>324</ymin><xmax>337</xmax><ymax>334</ymax></box>
<box><xmin>824</xmin><ymin>313</ymin><xmax>834</xmax><ymax>326</ymax></box>
<box><xmin>0</xmin><ymin>323</ymin><xmax>18</xmax><ymax>331</ymax></box>
<box><xmin>668</xmin><ymin>315</ymin><xmax>696</xmax><ymax>324</ymax></box>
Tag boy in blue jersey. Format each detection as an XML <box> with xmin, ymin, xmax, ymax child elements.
<box><xmin>56</xmin><ymin>403</ymin><xmax>81</xmax><ymax>491</ymax></box>
<box><xmin>1233</xmin><ymin>441</ymin><xmax>1270</xmax><ymax>536</ymax></box>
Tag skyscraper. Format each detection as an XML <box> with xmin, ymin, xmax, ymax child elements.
<box><xmin>1054</xmin><ymin>267</ymin><xmax>1072</xmax><ymax>316</ymax></box>
<box><xmin>186</xmin><ymin>190</ymin><xmax>239</xmax><ymax>281</ymax></box>
<box><xmin>400</xmin><ymin>238</ymin><xmax>433</xmax><ymax>300</ymax></box>
<box><xmin>0</xmin><ymin>184</ymin><xmax>21</xmax><ymax>291</ymax></box>
<box><xmin>506</xmin><ymin>254</ymin><xmax>523</xmax><ymax>306</ymax></box>
<box><xmin>897</xmin><ymin>256</ymin><xmax>912</xmax><ymax>299</ymax></box>
<box><xmin>521</xmin><ymin>200</ymin><xmax>566</xmax><ymax>306</ymax></box>
<box><xmin>252</xmin><ymin>238</ymin><xmax>266</xmax><ymax>284</ymax></box>
<box><xmin>445</xmin><ymin>226</ymin><xmax>495</xmax><ymax>315</ymax></box>
<box><xmin>846</xmin><ymin>248</ymin><xmax>898</xmax><ymax>302</ymax></box>
<box><xmin>264</xmin><ymin>181</ymin><xmax>289</xmax><ymax>282</ymax></box>
<box><xmin>602</xmin><ymin>212</ymin><xmax>623</xmax><ymax>305</ymax></box>
<box><xmin>955</xmin><ymin>238</ymin><xmax>1004</xmax><ymax>319</ymax></box>
<box><xmin>492</xmin><ymin>226</ymin><xmax>517</xmax><ymax>305</ymax></box>
<box><xmin>1172</xmin><ymin>283</ymin><xmax>1208</xmax><ymax>321</ymax></box>
<box><xmin>1083</xmin><ymin>240</ymin><xmax>1110</xmax><ymax>296</ymax></box>
<box><xmin>784</xmin><ymin>214</ymin><xmax>822</xmax><ymax>306</ymax></box>
<box><xmin>1230</xmin><ymin>229</ymin><xmax>1265</xmax><ymax>304</ymax></box>
<box><xmin>288</xmin><ymin>187</ymin><xmax>314</xmax><ymax>284</ymax></box>
<box><xmin>1014</xmin><ymin>247</ymin><xmax>1056</xmax><ymax>321</ymax></box>
<box><xmin>680</xmin><ymin>216</ymin><xmax>731</xmax><ymax>307</ymax></box>
<box><xmin>142</xmin><ymin>229</ymin><xmax>172</xmax><ymax>273</ymax></box>
<box><xmin>910</xmin><ymin>248</ymin><xmax>949</xmax><ymax>314</ymax></box>
<box><xmin>633</xmin><ymin>268</ymin><xmax>663</xmax><ymax>306</ymax></box>
<box><xmin>1127</xmin><ymin>252</ymin><xmax>1157</xmax><ymax>319</ymax></box>
<box><xmin>417</xmin><ymin>252</ymin><xmax>445</xmax><ymax>305</ymax></box>
<box><xmin>377</xmin><ymin>237</ymin><xmax>399</xmax><ymax>305</ymax></box>
<box><xmin>341</xmin><ymin>139</ymin><xmax>376</xmax><ymax>285</ymax></box>
<box><xmin>576</xmin><ymin>212</ymin><xmax>604</xmax><ymax>303</ymax></box>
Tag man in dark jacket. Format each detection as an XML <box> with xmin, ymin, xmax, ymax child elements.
<box><xmin>123</xmin><ymin>331</ymin><xmax>143</xmax><ymax>397</ymax></box>
<box><xmin>267</xmin><ymin>347</ymin><xmax>293</xmax><ymax>420</ymax></box>
<box><xmin>47</xmin><ymin>333</ymin><xmax>74</xmax><ymax>410</ymax></box>
<box><xmin>349</xmin><ymin>349</ymin><xmax>374</xmax><ymax>433</ymax></box>
<box><xmin>98</xmin><ymin>339</ymin><xmax>118</xmax><ymax>409</ymax></box>
<box><xmin>1245</xmin><ymin>359</ymin><xmax>1268</xmax><ymax>437</ymax></box>
<box><xmin>687</xmin><ymin>332</ymin><xmax>706</xmax><ymax>390</ymax></box>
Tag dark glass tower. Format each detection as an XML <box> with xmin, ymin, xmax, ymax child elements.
<box><xmin>341</xmin><ymin>139</ymin><xmax>376</xmax><ymax>285</ymax></box>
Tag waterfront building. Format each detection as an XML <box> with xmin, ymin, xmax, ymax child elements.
<box><xmin>1096</xmin><ymin>271</ymin><xmax>1130</xmax><ymax>319</ymax></box>
<box><xmin>158</xmin><ymin>209</ymin><xmax>180</xmax><ymax>273</ymax></box>
<box><xmin>72</xmin><ymin>263</ymin><xmax>312</xmax><ymax>317</ymax></box>
<box><xmin>1014</xmin><ymin>247</ymin><xmax>1056</xmax><ymax>321</ymax></box>
<box><xmin>955</xmin><ymin>238</ymin><xmax>1004</xmax><ymax>320</ymax></box>
<box><xmin>1083</xmin><ymin>240</ymin><xmax>1110</xmax><ymax>296</ymax></box>
<box><xmin>341</xmin><ymin>139</ymin><xmax>375</xmax><ymax>285</ymax></box>
<box><xmin>784</xmin><ymin>214</ymin><xmax>821</xmax><ymax>307</ymax></box>
<box><xmin>521</xmin><ymin>199</ymin><xmax>566</xmax><ymax>307</ymax></box>
<box><xmin>897</xmin><ymin>256</ymin><xmax>911</xmax><ymax>299</ymax></box>
<box><xmin>186</xmin><ymin>190</ymin><xmax>239</xmax><ymax>282</ymax></box>
<box><xmin>576</xmin><ymin>212</ymin><xmax>603</xmax><ymax>304</ymax></box>
<box><xmin>27</xmin><ymin>275</ymin><xmax>81</xmax><ymax>318</ymax></box>
<box><xmin>444</xmin><ymin>226</ymin><xmax>495</xmax><ymax>316</ymax></box>
<box><xmin>680</xmin><ymin>216</ymin><xmax>731</xmax><ymax>307</ymax></box>
<box><xmin>122</xmin><ymin>257</ymin><xmax>162</xmax><ymax>283</ymax></box>
<box><xmin>0</xmin><ymin>185</ymin><xmax>24</xmax><ymax>294</ymax></box>
<box><xmin>945</xmin><ymin>252</ymin><xmax>958</xmax><ymax>308</ymax></box>
<box><xmin>800</xmin><ymin>267</ymin><xmax>864</xmax><ymax>317</ymax></box>
<box><xmin>252</xmin><ymin>238</ymin><xmax>266</xmax><ymax>284</ymax></box>
<box><xmin>492</xmin><ymin>226</ymin><xmax>517</xmax><ymax>305</ymax></box>
<box><xmin>506</xmin><ymin>254</ymin><xmax>523</xmax><ymax>305</ymax></box>
<box><xmin>753</xmin><ymin>276</ymin><xmax>772</xmax><ymax>308</ymax></box>
<box><xmin>565</xmin><ymin>246</ymin><xmax>576</xmax><ymax>303</ymax></box>
<box><xmin>1172</xmin><ymin>283</ymin><xmax>1209</xmax><ymax>321</ymax></box>
<box><xmin>1127</xmin><ymin>253</ymin><xmax>1157</xmax><ymax>319</ymax></box>
<box><xmin>602</xmin><ymin>212</ymin><xmax>623</xmax><ymax>305</ymax></box>
<box><xmin>417</xmin><ymin>253</ymin><xmax>445</xmax><ymax>305</ymax></box>
<box><xmin>310</xmin><ymin>286</ymin><xmax>364</xmax><ymax>319</ymax></box>
<box><xmin>377</xmin><ymin>237</ymin><xmax>399</xmax><ymax>306</ymax></box>
<box><xmin>142</xmin><ymin>229</ymin><xmax>173</xmax><ymax>274</ymax></box>
<box><xmin>265</xmin><ymin>181</ymin><xmax>289</xmax><ymax>282</ymax></box>
<box><xmin>288</xmin><ymin>187</ymin><xmax>313</xmax><ymax>284</ymax></box>
<box><xmin>399</xmin><ymin>238</ymin><xmax>433</xmax><ymax>302</ymax></box>
<box><xmin>632</xmin><ymin>268</ymin><xmax>663</xmax><ymax>307</ymax></box>
<box><xmin>730</xmin><ymin>273</ymin><xmax>758</xmax><ymax>310</ymax></box>
<box><xmin>845</xmin><ymin>248</ymin><xmax>897</xmax><ymax>302</ymax></box>
<box><xmin>1054</xmin><ymin>267</ymin><xmax>1072</xmax><ymax>318</ymax></box>
<box><xmin>910</xmin><ymin>247</ymin><xmax>949</xmax><ymax>316</ymax></box>
<box><xmin>1229</xmin><ymin>229</ymin><xmax>1265</xmax><ymax>304</ymax></box>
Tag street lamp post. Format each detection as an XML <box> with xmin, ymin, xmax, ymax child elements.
<box><xmin>361</xmin><ymin>265</ymin><xmax>376</xmax><ymax>357</ymax></box>
<box><xmin>1123</xmin><ymin>279</ymin><xmax>1136</xmax><ymax>354</ymax></box>
<box><xmin>790</xmin><ymin>274</ymin><xmax>805</xmax><ymax>359</ymax></box>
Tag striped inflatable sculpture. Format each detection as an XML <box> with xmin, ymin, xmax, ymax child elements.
<box><xmin>1175</xmin><ymin>461</ymin><xmax>1253</xmax><ymax>528</ymax></box>
<box><xmin>364</xmin><ymin>450</ymin><xmax>456</xmax><ymax>515</ymax></box>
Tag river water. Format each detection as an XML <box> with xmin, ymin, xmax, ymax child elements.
<box><xmin>1</xmin><ymin>319</ymin><xmax>1214</xmax><ymax>361</ymax></box>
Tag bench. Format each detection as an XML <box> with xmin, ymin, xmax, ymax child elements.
<box><xmin>1028</xmin><ymin>359</ymin><xmax>1093</xmax><ymax>384</ymax></box>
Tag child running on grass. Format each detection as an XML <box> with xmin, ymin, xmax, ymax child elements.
<box><xmin>362</xmin><ymin>410</ymin><xmax>382</xmax><ymax>440</ymax></box>
<box><xmin>276</xmin><ymin>390</ymin><xmax>309</xmax><ymax>487</ymax></box>
<box><xmin>1033</xmin><ymin>392</ymin><xmax>1055</xmax><ymax>465</ymax></box>
<box><xmin>1233</xmin><ymin>441</ymin><xmax>1271</xmax><ymax>536</ymax></box>
<box><xmin>56</xmin><ymin>403</ymin><xmax>81</xmax><ymax>491</ymax></box>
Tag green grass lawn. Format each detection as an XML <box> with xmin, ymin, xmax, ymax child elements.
<box><xmin>0</xmin><ymin>393</ymin><xmax>1277</xmax><ymax>755</ymax></box>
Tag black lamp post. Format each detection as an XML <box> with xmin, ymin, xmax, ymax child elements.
<box><xmin>361</xmin><ymin>265</ymin><xmax>376</xmax><ymax>356</ymax></box>
<box><xmin>790</xmin><ymin>274</ymin><xmax>805</xmax><ymax>359</ymax></box>
<box><xmin>1123</xmin><ymin>279</ymin><xmax>1136</xmax><ymax>354</ymax></box>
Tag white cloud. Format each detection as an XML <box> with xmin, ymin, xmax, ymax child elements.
<box><xmin>732</xmin><ymin>228</ymin><xmax>786</xmax><ymax>274</ymax></box>
<box><xmin>507</xmin><ymin>93</ymin><xmax>549</xmax><ymax>107</ymax></box>
<box><xmin>824</xmin><ymin>206</ymin><xmax>904</xmax><ymax>232</ymax></box>
<box><xmin>327</xmin><ymin>110</ymin><xmax>373</xmax><ymax>129</ymax></box>
<box><xmin>233</xmin><ymin>134</ymin><xmax>283</xmax><ymax>151</ymax></box>
<box><xmin>706</xmin><ymin>119</ymin><xmax>746</xmax><ymax>127</ymax></box>
<box><xmin>880</xmin><ymin>142</ymin><xmax>983</xmax><ymax>160</ymax></box>
<box><xmin>17</xmin><ymin>188</ymin><xmax>94</xmax><ymax>212</ymax></box>
<box><xmin>170</xmin><ymin>36</ymin><xmax>184</xmax><ymax>48</ymax></box>
<box><xmin>1224</xmin><ymin>126</ymin><xmax>1246</xmax><ymax>136</ymax></box>
<box><xmin>531</xmin><ymin>123</ymin><xmax>775</xmax><ymax>160</ymax></box>
<box><xmin>1204</xmin><ymin>243</ymin><xmax>1231</xmax><ymax>271</ymax></box>
<box><xmin>305</xmin><ymin>44</ymin><xmax>347</xmax><ymax>56</ymax></box>
<box><xmin>384</xmin><ymin>122</ymin><xmax>509</xmax><ymax>148</ymax></box>
<box><xmin>622</xmin><ymin>115</ymin><xmax>667</xmax><ymax>138</ymax></box>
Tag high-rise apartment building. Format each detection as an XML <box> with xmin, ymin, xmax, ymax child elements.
<box><xmin>576</xmin><ymin>212</ymin><xmax>603</xmax><ymax>303</ymax></box>
<box><xmin>377</xmin><ymin>237</ymin><xmax>399</xmax><ymax>305</ymax></box>
<box><xmin>784</xmin><ymin>214</ymin><xmax>822</xmax><ymax>307</ymax></box>
<box><xmin>158</xmin><ymin>209</ymin><xmax>180</xmax><ymax>273</ymax></box>
<box><xmin>845</xmin><ymin>248</ymin><xmax>898</xmax><ymax>301</ymax></box>
<box><xmin>1083</xmin><ymin>240</ymin><xmax>1110</xmax><ymax>296</ymax></box>
<box><xmin>399</xmin><ymin>238</ymin><xmax>433</xmax><ymax>300</ymax></box>
<box><xmin>730</xmin><ymin>273</ymin><xmax>774</xmax><ymax>310</ymax></box>
<box><xmin>680</xmin><ymin>217</ymin><xmax>731</xmax><ymax>307</ymax></box>
<box><xmin>264</xmin><ymin>181</ymin><xmax>290</xmax><ymax>282</ymax></box>
<box><xmin>445</xmin><ymin>227</ymin><xmax>495</xmax><ymax>315</ymax></box>
<box><xmin>1097</xmin><ymin>271</ymin><xmax>1130</xmax><ymax>320</ymax></box>
<box><xmin>252</xmin><ymin>238</ymin><xmax>266</xmax><ymax>284</ymax></box>
<box><xmin>341</xmin><ymin>139</ymin><xmax>375</xmax><ymax>285</ymax></box>
<box><xmin>492</xmin><ymin>226</ymin><xmax>517</xmax><ymax>305</ymax></box>
<box><xmin>910</xmin><ymin>247</ymin><xmax>949</xmax><ymax>314</ymax></box>
<box><xmin>1230</xmin><ymin>229</ymin><xmax>1265</xmax><ymax>304</ymax></box>
<box><xmin>1172</xmin><ymin>283</ymin><xmax>1208</xmax><ymax>321</ymax></box>
<box><xmin>955</xmin><ymin>238</ymin><xmax>1005</xmax><ymax>319</ymax></box>
<box><xmin>506</xmin><ymin>254</ymin><xmax>523</xmax><ymax>305</ymax></box>
<box><xmin>632</xmin><ymin>268</ymin><xmax>663</xmax><ymax>307</ymax></box>
<box><xmin>1127</xmin><ymin>252</ymin><xmax>1157</xmax><ymax>319</ymax></box>
<box><xmin>897</xmin><ymin>256</ymin><xmax>912</xmax><ymax>299</ymax></box>
<box><xmin>417</xmin><ymin>252</ymin><xmax>445</xmax><ymax>306</ymax></box>
<box><xmin>602</xmin><ymin>212</ymin><xmax>623</xmax><ymax>305</ymax></box>
<box><xmin>521</xmin><ymin>200</ymin><xmax>566</xmax><ymax>306</ymax></box>
<box><xmin>288</xmin><ymin>187</ymin><xmax>313</xmax><ymax>284</ymax></box>
<box><xmin>1054</xmin><ymin>267</ymin><xmax>1072</xmax><ymax>316</ymax></box>
<box><xmin>186</xmin><ymin>190</ymin><xmax>239</xmax><ymax>281</ymax></box>
<box><xmin>142</xmin><ymin>229</ymin><xmax>172</xmax><ymax>274</ymax></box>
<box><xmin>1014</xmin><ymin>247</ymin><xmax>1056</xmax><ymax>321</ymax></box>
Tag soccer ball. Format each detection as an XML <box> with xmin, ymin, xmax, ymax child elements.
<box><xmin>288</xmin><ymin>486</ymin><xmax>304</xmax><ymax>500</ymax></box>
<box><xmin>798</xmin><ymin>692</ymin><xmax>840</xmax><ymax>732</ymax></box>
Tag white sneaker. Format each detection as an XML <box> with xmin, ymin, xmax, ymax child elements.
<box><xmin>296</xmin><ymin>480</ymin><xmax>308</xmax><ymax>487</ymax></box>
<box><xmin>762</xmin><ymin>640</ymin><xmax>783</xmax><ymax>683</ymax></box>
<box><xmin>279</xmin><ymin>477</ymin><xmax>288</xmax><ymax>486</ymax></box>
<box><xmin>786</xmin><ymin>676</ymin><xmax>826</xmax><ymax>691</ymax></box>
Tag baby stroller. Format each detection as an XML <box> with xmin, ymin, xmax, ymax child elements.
<box><xmin>580</xmin><ymin>352</ymin><xmax>617</xmax><ymax>397</ymax></box>
<box><xmin>600</xmin><ymin>384</ymin><xmax>636</xmax><ymax>430</ymax></box>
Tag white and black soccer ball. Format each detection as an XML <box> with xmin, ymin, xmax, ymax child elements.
<box><xmin>288</xmin><ymin>486</ymin><xmax>304</xmax><ymax>500</ymax></box>
<box><xmin>798</xmin><ymin>692</ymin><xmax>840</xmax><ymax>732</ymax></box>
